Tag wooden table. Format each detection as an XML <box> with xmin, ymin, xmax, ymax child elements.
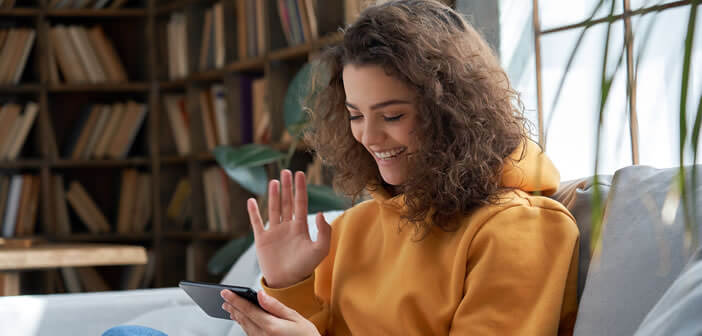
<box><xmin>0</xmin><ymin>243</ymin><xmax>147</xmax><ymax>296</ymax></box>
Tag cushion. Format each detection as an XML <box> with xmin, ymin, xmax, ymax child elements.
<box><xmin>573</xmin><ymin>165</ymin><xmax>702</xmax><ymax>336</ymax></box>
<box><xmin>552</xmin><ymin>175</ymin><xmax>613</xmax><ymax>300</ymax></box>
<box><xmin>634</xmin><ymin>246</ymin><xmax>702</xmax><ymax>335</ymax></box>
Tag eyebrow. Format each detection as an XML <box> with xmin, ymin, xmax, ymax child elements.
<box><xmin>345</xmin><ymin>99</ymin><xmax>412</xmax><ymax>111</ymax></box>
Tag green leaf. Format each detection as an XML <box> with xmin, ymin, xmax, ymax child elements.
<box><xmin>226</xmin><ymin>166</ymin><xmax>269</xmax><ymax>196</ymax></box>
<box><xmin>213</xmin><ymin>144</ymin><xmax>285</xmax><ymax>169</ymax></box>
<box><xmin>307</xmin><ymin>184</ymin><xmax>349</xmax><ymax>213</ymax></box>
<box><xmin>207</xmin><ymin>233</ymin><xmax>255</xmax><ymax>276</ymax></box>
<box><xmin>214</xmin><ymin>145</ymin><xmax>285</xmax><ymax>195</ymax></box>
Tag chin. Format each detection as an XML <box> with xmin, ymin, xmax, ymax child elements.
<box><xmin>380</xmin><ymin>173</ymin><xmax>405</xmax><ymax>186</ymax></box>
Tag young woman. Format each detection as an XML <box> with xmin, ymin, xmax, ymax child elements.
<box><xmin>218</xmin><ymin>0</ymin><xmax>580</xmax><ymax>335</ymax></box>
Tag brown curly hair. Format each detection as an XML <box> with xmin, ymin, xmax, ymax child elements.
<box><xmin>304</xmin><ymin>0</ymin><xmax>530</xmax><ymax>237</ymax></box>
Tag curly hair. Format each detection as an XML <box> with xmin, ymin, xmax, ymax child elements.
<box><xmin>304</xmin><ymin>0</ymin><xmax>530</xmax><ymax>238</ymax></box>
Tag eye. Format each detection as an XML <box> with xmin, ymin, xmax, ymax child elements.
<box><xmin>349</xmin><ymin>115</ymin><xmax>363</xmax><ymax>121</ymax></box>
<box><xmin>384</xmin><ymin>114</ymin><xmax>404</xmax><ymax>122</ymax></box>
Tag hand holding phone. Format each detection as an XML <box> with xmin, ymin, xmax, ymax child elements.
<box><xmin>179</xmin><ymin>280</ymin><xmax>261</xmax><ymax>320</ymax></box>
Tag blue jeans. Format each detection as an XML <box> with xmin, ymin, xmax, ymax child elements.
<box><xmin>102</xmin><ymin>325</ymin><xmax>168</xmax><ymax>336</ymax></box>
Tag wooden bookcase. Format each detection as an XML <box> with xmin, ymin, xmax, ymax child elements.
<box><xmin>1</xmin><ymin>0</ymin><xmax>470</xmax><ymax>294</ymax></box>
<box><xmin>0</xmin><ymin>0</ymin><xmax>348</xmax><ymax>294</ymax></box>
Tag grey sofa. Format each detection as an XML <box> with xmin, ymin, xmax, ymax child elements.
<box><xmin>0</xmin><ymin>165</ymin><xmax>700</xmax><ymax>336</ymax></box>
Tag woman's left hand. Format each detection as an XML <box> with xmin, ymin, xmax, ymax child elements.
<box><xmin>221</xmin><ymin>289</ymin><xmax>320</xmax><ymax>336</ymax></box>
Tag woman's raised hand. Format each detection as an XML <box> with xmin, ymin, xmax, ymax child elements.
<box><xmin>247</xmin><ymin>170</ymin><xmax>332</xmax><ymax>289</ymax></box>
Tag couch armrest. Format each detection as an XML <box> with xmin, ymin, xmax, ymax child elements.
<box><xmin>0</xmin><ymin>287</ymin><xmax>191</xmax><ymax>336</ymax></box>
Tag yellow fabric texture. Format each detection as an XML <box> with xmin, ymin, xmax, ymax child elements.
<box><xmin>263</xmin><ymin>141</ymin><xmax>579</xmax><ymax>335</ymax></box>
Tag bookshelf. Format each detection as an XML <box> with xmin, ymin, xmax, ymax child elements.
<box><xmin>0</xmin><ymin>0</ymin><xmax>358</xmax><ymax>294</ymax></box>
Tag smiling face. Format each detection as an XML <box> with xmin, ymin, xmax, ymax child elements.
<box><xmin>343</xmin><ymin>64</ymin><xmax>419</xmax><ymax>186</ymax></box>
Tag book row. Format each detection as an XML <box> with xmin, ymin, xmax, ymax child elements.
<box><xmin>50</xmin><ymin>25</ymin><xmax>128</xmax><ymax>84</ymax></box>
<box><xmin>0</xmin><ymin>28</ymin><xmax>36</xmax><ymax>85</ymax></box>
<box><xmin>0</xmin><ymin>174</ymin><xmax>40</xmax><ymax>238</ymax></box>
<box><xmin>63</xmin><ymin>100</ymin><xmax>147</xmax><ymax>159</ymax></box>
<box><xmin>0</xmin><ymin>102</ymin><xmax>38</xmax><ymax>161</ymax></box>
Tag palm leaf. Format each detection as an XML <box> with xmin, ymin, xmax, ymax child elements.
<box><xmin>213</xmin><ymin>145</ymin><xmax>286</xmax><ymax>196</ymax></box>
<box><xmin>679</xmin><ymin>1</ymin><xmax>699</xmax><ymax>249</ymax></box>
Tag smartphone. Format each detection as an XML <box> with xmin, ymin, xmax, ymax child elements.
<box><xmin>179</xmin><ymin>280</ymin><xmax>261</xmax><ymax>320</ymax></box>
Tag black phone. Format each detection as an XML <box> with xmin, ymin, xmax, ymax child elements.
<box><xmin>179</xmin><ymin>280</ymin><xmax>261</xmax><ymax>320</ymax></box>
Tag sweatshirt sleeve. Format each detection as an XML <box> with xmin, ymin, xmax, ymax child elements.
<box><xmin>449</xmin><ymin>204</ymin><xmax>580</xmax><ymax>336</ymax></box>
<box><xmin>261</xmin><ymin>215</ymin><xmax>342</xmax><ymax>335</ymax></box>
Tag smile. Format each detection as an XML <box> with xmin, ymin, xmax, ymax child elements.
<box><xmin>373</xmin><ymin>147</ymin><xmax>406</xmax><ymax>161</ymax></box>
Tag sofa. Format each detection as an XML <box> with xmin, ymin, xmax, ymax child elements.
<box><xmin>0</xmin><ymin>165</ymin><xmax>700</xmax><ymax>336</ymax></box>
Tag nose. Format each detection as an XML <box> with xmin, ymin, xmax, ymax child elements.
<box><xmin>361</xmin><ymin>120</ymin><xmax>385</xmax><ymax>147</ymax></box>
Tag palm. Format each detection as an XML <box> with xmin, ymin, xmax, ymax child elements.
<box><xmin>247</xmin><ymin>170</ymin><xmax>331</xmax><ymax>289</ymax></box>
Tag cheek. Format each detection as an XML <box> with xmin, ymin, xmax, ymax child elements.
<box><xmin>350</xmin><ymin>124</ymin><xmax>363</xmax><ymax>143</ymax></box>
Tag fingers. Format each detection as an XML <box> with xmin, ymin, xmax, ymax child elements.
<box><xmin>247</xmin><ymin>198</ymin><xmax>264</xmax><ymax>237</ymax></box>
<box><xmin>315</xmin><ymin>212</ymin><xmax>332</xmax><ymax>252</ymax></box>
<box><xmin>280</xmin><ymin>170</ymin><xmax>294</xmax><ymax>222</ymax></box>
<box><xmin>293</xmin><ymin>171</ymin><xmax>309</xmax><ymax>234</ymax></box>
<box><xmin>221</xmin><ymin>290</ymin><xmax>276</xmax><ymax>328</ymax></box>
<box><xmin>258</xmin><ymin>290</ymin><xmax>301</xmax><ymax>321</ymax></box>
<box><xmin>268</xmin><ymin>179</ymin><xmax>280</xmax><ymax>226</ymax></box>
<box><xmin>222</xmin><ymin>302</ymin><xmax>264</xmax><ymax>335</ymax></box>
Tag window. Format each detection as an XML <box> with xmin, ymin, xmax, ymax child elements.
<box><xmin>500</xmin><ymin>0</ymin><xmax>701</xmax><ymax>180</ymax></box>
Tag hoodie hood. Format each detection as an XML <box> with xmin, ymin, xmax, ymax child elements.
<box><xmin>369</xmin><ymin>140</ymin><xmax>560</xmax><ymax>204</ymax></box>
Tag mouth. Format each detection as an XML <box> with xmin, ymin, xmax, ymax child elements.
<box><xmin>372</xmin><ymin>147</ymin><xmax>407</xmax><ymax>162</ymax></box>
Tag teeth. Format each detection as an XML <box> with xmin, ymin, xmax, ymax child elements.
<box><xmin>374</xmin><ymin>148</ymin><xmax>405</xmax><ymax>159</ymax></box>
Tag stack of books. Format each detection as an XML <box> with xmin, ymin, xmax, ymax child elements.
<box><xmin>49</xmin><ymin>25</ymin><xmax>128</xmax><ymax>83</ymax></box>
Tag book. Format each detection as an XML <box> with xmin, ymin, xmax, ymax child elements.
<box><xmin>62</xmin><ymin>104</ymin><xmax>93</xmax><ymax>158</ymax></box>
<box><xmin>213</xmin><ymin>2</ymin><xmax>225</xmax><ymax>67</ymax></box>
<box><xmin>86</xmin><ymin>25</ymin><xmax>128</xmax><ymax>82</ymax></box>
<box><xmin>132</xmin><ymin>173</ymin><xmax>151</xmax><ymax>233</ymax></box>
<box><xmin>10</xmin><ymin>28</ymin><xmax>36</xmax><ymax>84</ymax></box>
<box><xmin>76</xmin><ymin>267</ymin><xmax>110</xmax><ymax>292</ymax></box>
<box><xmin>116</xmin><ymin>168</ymin><xmax>138</xmax><ymax>234</ymax></box>
<box><xmin>166</xmin><ymin>178</ymin><xmax>191</xmax><ymax>228</ymax></box>
<box><xmin>211</xmin><ymin>84</ymin><xmax>229</xmax><ymax>145</ymax></box>
<box><xmin>199</xmin><ymin>90</ymin><xmax>217</xmax><ymax>150</ymax></box>
<box><xmin>0</xmin><ymin>104</ymin><xmax>21</xmax><ymax>157</ymax></box>
<box><xmin>52</xmin><ymin>175</ymin><xmax>72</xmax><ymax>235</ymax></box>
<box><xmin>82</xmin><ymin>104</ymin><xmax>111</xmax><ymax>158</ymax></box>
<box><xmin>60</xmin><ymin>267</ymin><xmax>82</xmax><ymax>293</ymax></box>
<box><xmin>66</xmin><ymin>181</ymin><xmax>111</xmax><ymax>234</ymax></box>
<box><xmin>5</xmin><ymin>102</ymin><xmax>39</xmax><ymax>160</ymax></box>
<box><xmin>199</xmin><ymin>8</ymin><xmax>213</xmax><ymax>71</ymax></box>
<box><xmin>71</xmin><ymin>104</ymin><xmax>102</xmax><ymax>159</ymax></box>
<box><xmin>0</xmin><ymin>176</ymin><xmax>9</xmax><ymax>233</ymax></box>
<box><xmin>2</xmin><ymin>175</ymin><xmax>23</xmax><ymax>238</ymax></box>
<box><xmin>94</xmin><ymin>102</ymin><xmax>125</xmax><ymax>158</ymax></box>
<box><xmin>51</xmin><ymin>25</ymin><xmax>89</xmax><ymax>83</ymax></box>
<box><xmin>239</xmin><ymin>76</ymin><xmax>254</xmax><ymax>144</ymax></box>
<box><xmin>163</xmin><ymin>95</ymin><xmax>191</xmax><ymax>155</ymax></box>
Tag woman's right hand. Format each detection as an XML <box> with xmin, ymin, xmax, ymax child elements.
<box><xmin>247</xmin><ymin>170</ymin><xmax>332</xmax><ymax>289</ymax></box>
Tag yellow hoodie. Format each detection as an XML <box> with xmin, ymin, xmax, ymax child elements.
<box><xmin>263</xmin><ymin>141</ymin><xmax>580</xmax><ymax>335</ymax></box>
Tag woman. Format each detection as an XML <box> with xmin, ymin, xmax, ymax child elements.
<box><xmin>219</xmin><ymin>0</ymin><xmax>579</xmax><ymax>335</ymax></box>
<box><xmin>105</xmin><ymin>1</ymin><xmax>578</xmax><ymax>335</ymax></box>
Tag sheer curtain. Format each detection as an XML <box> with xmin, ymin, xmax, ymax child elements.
<box><xmin>498</xmin><ymin>0</ymin><xmax>702</xmax><ymax>180</ymax></box>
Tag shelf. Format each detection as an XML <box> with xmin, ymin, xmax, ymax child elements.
<box><xmin>49</xmin><ymin>82</ymin><xmax>150</xmax><ymax>93</ymax></box>
<box><xmin>161</xmin><ymin>155</ymin><xmax>189</xmax><ymax>165</ymax></box>
<box><xmin>269</xmin><ymin>32</ymin><xmax>344</xmax><ymax>61</ymax></box>
<box><xmin>0</xmin><ymin>8</ymin><xmax>39</xmax><ymax>16</ymax></box>
<box><xmin>0</xmin><ymin>84</ymin><xmax>41</xmax><ymax>93</ymax></box>
<box><xmin>0</xmin><ymin>160</ymin><xmax>44</xmax><ymax>169</ymax></box>
<box><xmin>160</xmin><ymin>79</ymin><xmax>187</xmax><ymax>90</ymax></box>
<box><xmin>50</xmin><ymin>233</ymin><xmax>154</xmax><ymax>242</ymax></box>
<box><xmin>222</xmin><ymin>57</ymin><xmax>266</xmax><ymax>73</ymax></box>
<box><xmin>156</xmin><ymin>0</ymin><xmax>219</xmax><ymax>15</ymax></box>
<box><xmin>164</xmin><ymin>231</ymin><xmax>240</xmax><ymax>241</ymax></box>
<box><xmin>52</xmin><ymin>158</ymin><xmax>150</xmax><ymax>168</ymax></box>
<box><xmin>47</xmin><ymin>9</ymin><xmax>147</xmax><ymax>17</ymax></box>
